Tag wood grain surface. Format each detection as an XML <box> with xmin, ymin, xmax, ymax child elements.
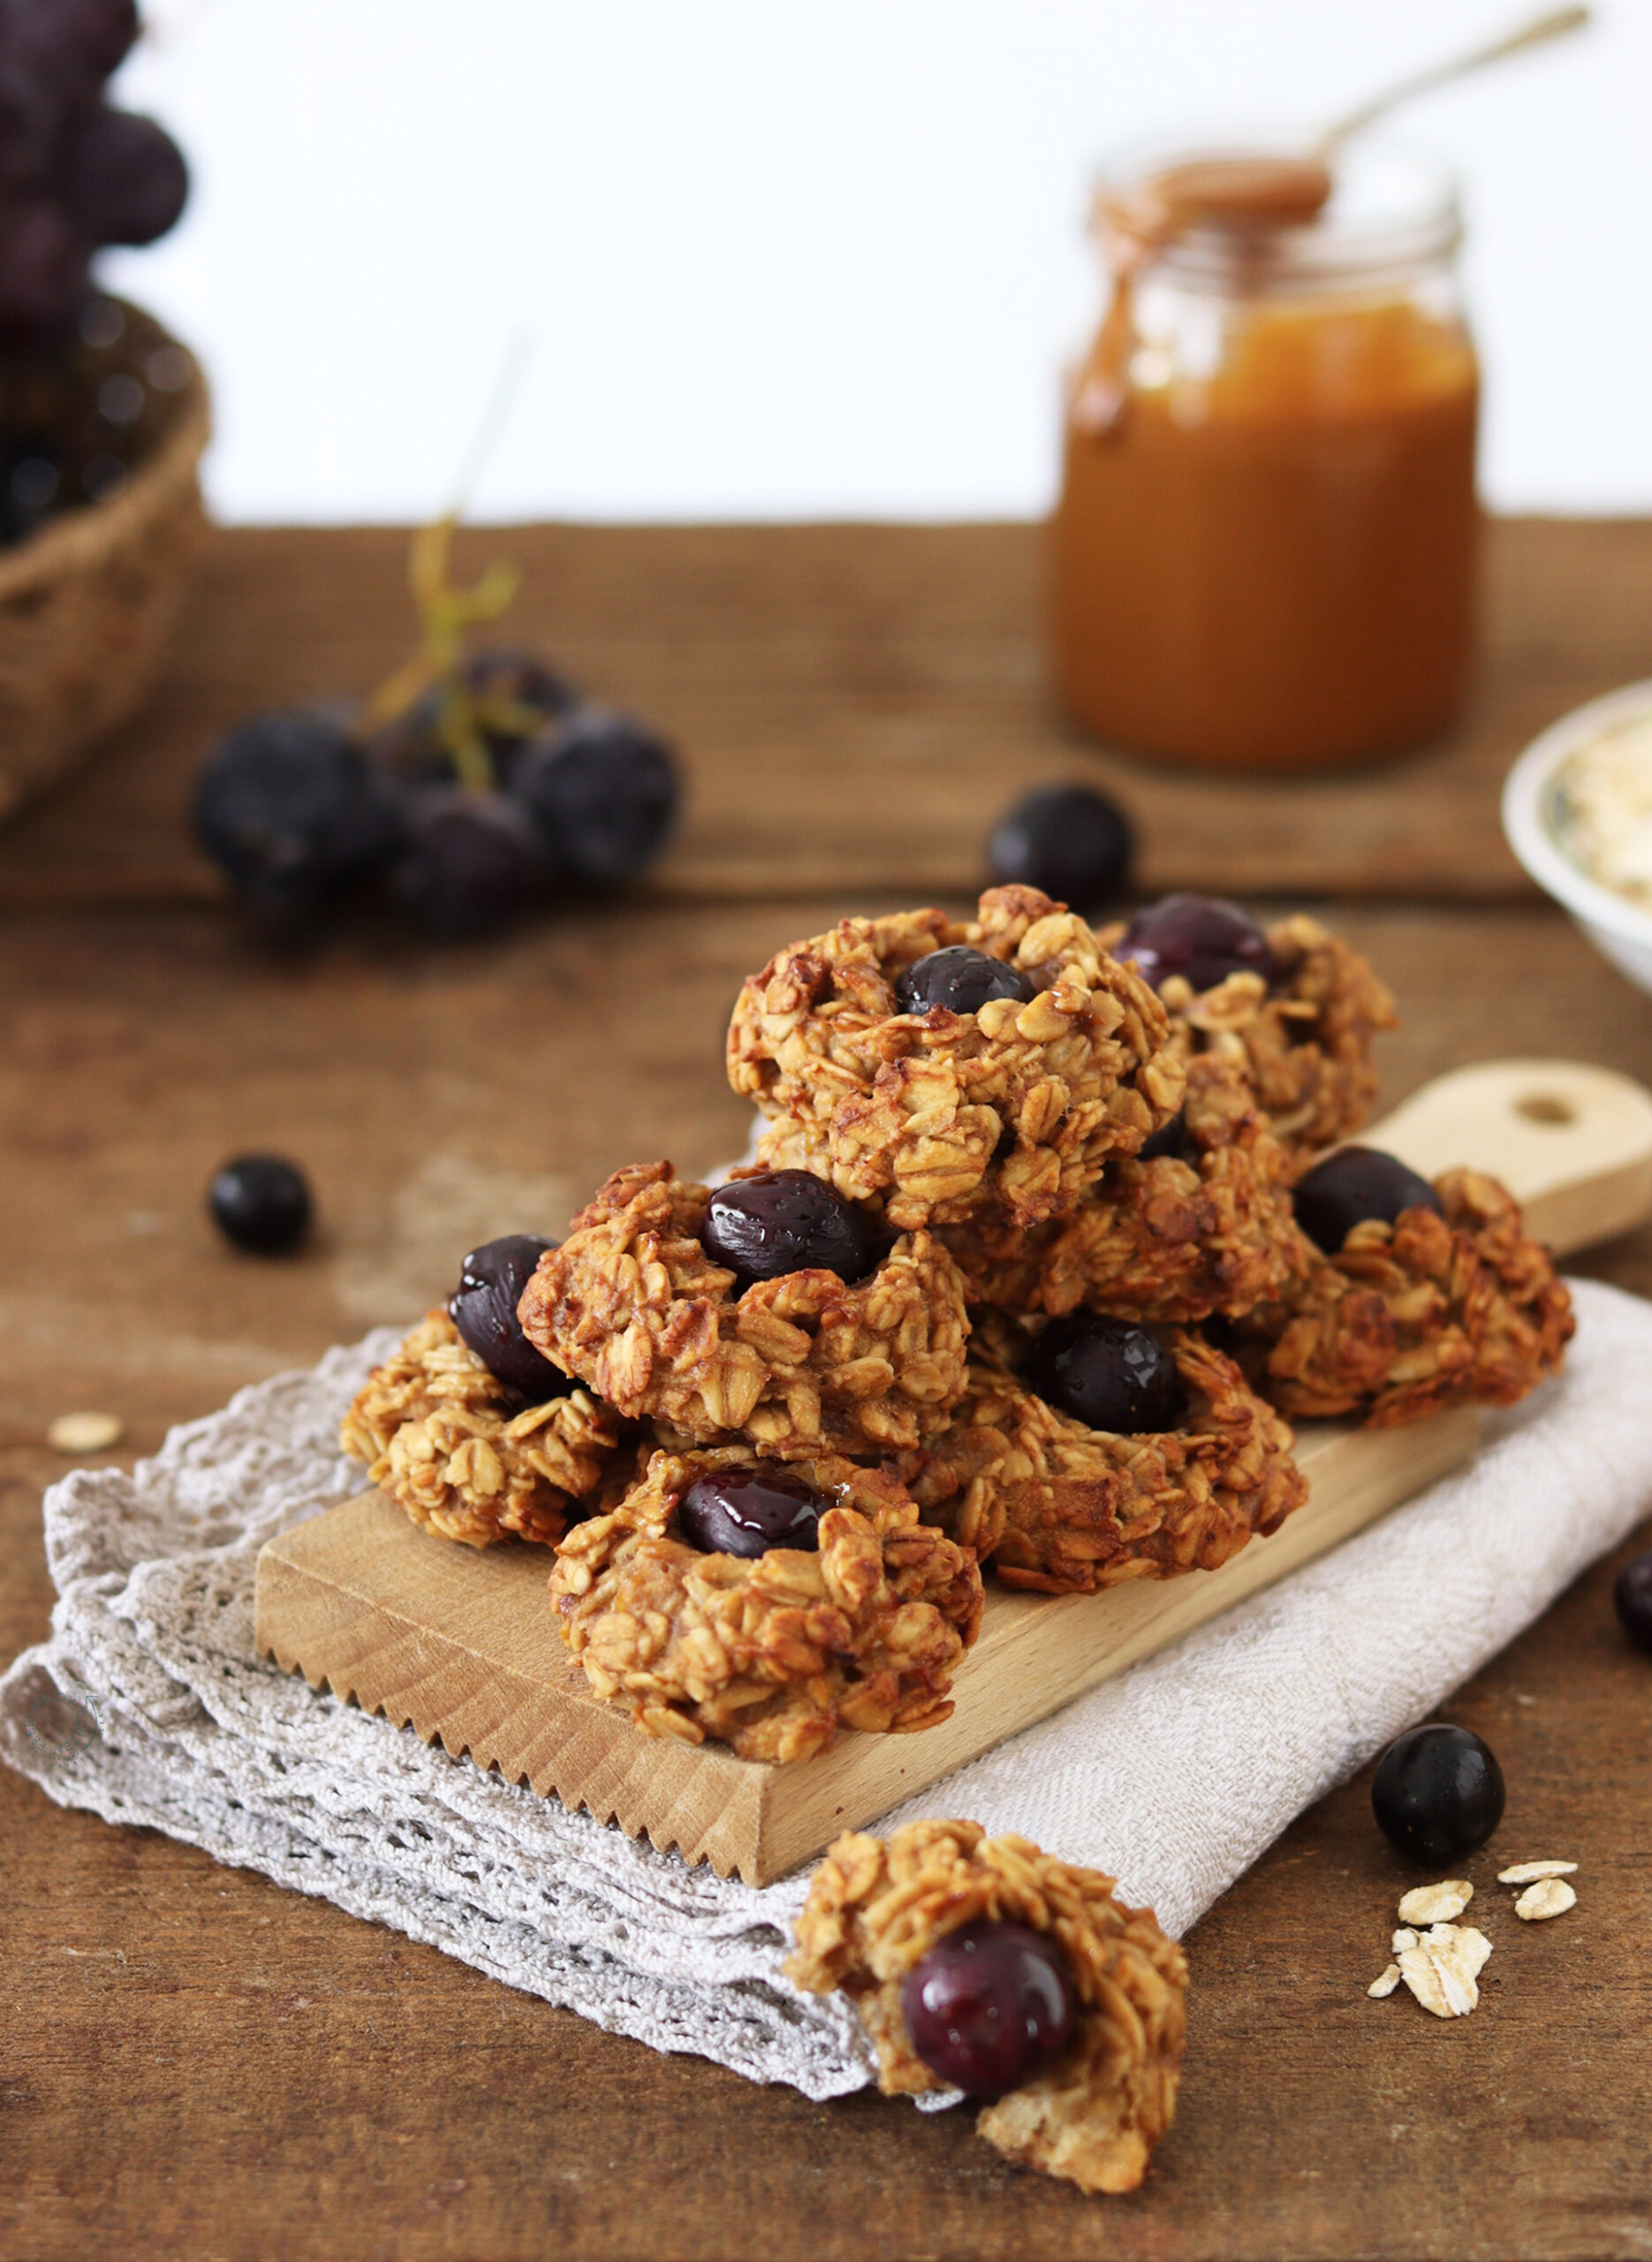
<box><xmin>2</xmin><ymin>516</ymin><xmax>1652</xmax><ymax>912</ymax></box>
<box><xmin>3</xmin><ymin>522</ymin><xmax>1652</xmax><ymax>2262</ymax></box>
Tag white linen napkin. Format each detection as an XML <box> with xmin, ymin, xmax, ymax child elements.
<box><xmin>4</xmin><ymin>1279</ymin><xmax>1648</xmax><ymax>2104</ymax></box>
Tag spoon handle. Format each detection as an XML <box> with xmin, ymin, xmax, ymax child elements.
<box><xmin>1321</xmin><ymin>4</ymin><xmax>1589</xmax><ymax>148</ymax></box>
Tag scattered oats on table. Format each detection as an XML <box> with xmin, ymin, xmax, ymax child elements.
<box><xmin>1497</xmin><ymin>1860</ymin><xmax>1578</xmax><ymax>1884</ymax></box>
<box><xmin>1367</xmin><ymin>1964</ymin><xmax>1402</xmax><ymax>1999</ymax></box>
<box><xmin>1397</xmin><ymin>1923</ymin><xmax>1494</xmax><ymax>2020</ymax></box>
<box><xmin>47</xmin><ymin>1410</ymin><xmax>125</xmax><ymax>1454</ymax></box>
<box><xmin>1397</xmin><ymin>1879</ymin><xmax>1474</xmax><ymax>1925</ymax></box>
<box><xmin>1514</xmin><ymin>1877</ymin><xmax>1577</xmax><ymax>1921</ymax></box>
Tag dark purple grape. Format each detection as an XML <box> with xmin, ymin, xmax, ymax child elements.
<box><xmin>194</xmin><ymin>708</ymin><xmax>402</xmax><ymax>928</ymax></box>
<box><xmin>449</xmin><ymin>1233</ymin><xmax>571</xmax><ymax>1403</ymax></box>
<box><xmin>466</xmin><ymin>646</ymin><xmax>576</xmax><ymax>758</ymax></box>
<box><xmin>367</xmin><ymin>651</ymin><xmax>578</xmax><ymax>785</ymax></box>
<box><xmin>61</xmin><ymin>109</ymin><xmax>188</xmax><ymax>247</ymax></box>
<box><xmin>1614</xmin><ymin>1550</ymin><xmax>1652</xmax><ymax>1655</ymax></box>
<box><xmin>677</xmin><ymin>1468</ymin><xmax>826</xmax><ymax>1559</ymax></box>
<box><xmin>1371</xmin><ymin>1723</ymin><xmax>1504</xmax><ymax>1864</ymax></box>
<box><xmin>1293</xmin><ymin>1147</ymin><xmax>1443</xmax><ymax>1256</ymax></box>
<box><xmin>1117</xmin><ymin>893</ymin><xmax>1276</xmax><ymax>996</ymax></box>
<box><xmin>701</xmin><ymin>1171</ymin><xmax>884</xmax><ymax>1291</ymax></box>
<box><xmin>0</xmin><ymin>196</ymin><xmax>87</xmax><ymax>333</ymax></box>
<box><xmin>1137</xmin><ymin>1111</ymin><xmax>1189</xmax><ymax>1163</ymax></box>
<box><xmin>6</xmin><ymin>0</ymin><xmax>139</xmax><ymax>89</ymax></box>
<box><xmin>509</xmin><ymin>706</ymin><xmax>679</xmax><ymax>889</ymax></box>
<box><xmin>892</xmin><ymin>946</ymin><xmax>1034</xmax><ymax>1017</ymax></box>
<box><xmin>899</xmin><ymin>1919</ymin><xmax>1074</xmax><ymax>2098</ymax></box>
<box><xmin>1026</xmin><ymin>1314</ymin><xmax>1184</xmax><ymax>1434</ymax></box>
<box><xmin>386</xmin><ymin>786</ymin><xmax>546</xmax><ymax>938</ymax></box>
<box><xmin>74</xmin><ymin>0</ymin><xmax>140</xmax><ymax>78</ymax></box>
<box><xmin>208</xmin><ymin>1155</ymin><xmax>311</xmax><ymax>1256</ymax></box>
<box><xmin>0</xmin><ymin>50</ymin><xmax>65</xmax><ymax>190</ymax></box>
<box><xmin>360</xmin><ymin>686</ymin><xmax>446</xmax><ymax>781</ymax></box>
<box><xmin>987</xmin><ymin>783</ymin><xmax>1133</xmax><ymax>914</ymax></box>
<box><xmin>0</xmin><ymin>0</ymin><xmax>136</xmax><ymax>185</ymax></box>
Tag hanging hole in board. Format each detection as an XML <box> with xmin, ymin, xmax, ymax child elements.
<box><xmin>1515</xmin><ymin>1092</ymin><xmax>1578</xmax><ymax>1127</ymax></box>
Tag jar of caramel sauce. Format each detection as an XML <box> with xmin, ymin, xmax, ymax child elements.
<box><xmin>1050</xmin><ymin>140</ymin><xmax>1478</xmax><ymax>770</ymax></box>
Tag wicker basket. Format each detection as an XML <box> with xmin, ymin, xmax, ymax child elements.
<box><xmin>0</xmin><ymin>298</ymin><xmax>210</xmax><ymax>825</ymax></box>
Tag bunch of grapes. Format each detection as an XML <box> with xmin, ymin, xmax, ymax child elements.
<box><xmin>194</xmin><ymin>523</ymin><xmax>683</xmax><ymax>940</ymax></box>
<box><xmin>0</xmin><ymin>0</ymin><xmax>187</xmax><ymax>345</ymax></box>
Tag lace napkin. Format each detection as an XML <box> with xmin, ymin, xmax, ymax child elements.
<box><xmin>4</xmin><ymin>1279</ymin><xmax>1649</xmax><ymax>2103</ymax></box>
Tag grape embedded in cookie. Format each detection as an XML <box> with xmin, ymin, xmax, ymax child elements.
<box><xmin>939</xmin><ymin>1053</ymin><xmax>1298</xmax><ymax>1325</ymax></box>
<box><xmin>1239</xmin><ymin>1165</ymin><xmax>1574</xmax><ymax>1425</ymax></box>
<box><xmin>340</xmin><ymin>1310</ymin><xmax>632</xmax><ymax>1548</ymax></box>
<box><xmin>1098</xmin><ymin>899</ymin><xmax>1397</xmax><ymax>1164</ymax></box>
<box><xmin>516</xmin><ymin>1160</ymin><xmax>969</xmax><ymax>1457</ymax></box>
<box><xmin>449</xmin><ymin>1233</ymin><xmax>573</xmax><ymax>1401</ymax></box>
<box><xmin>786</xmin><ymin>1819</ymin><xmax>1188</xmax><ymax>2196</ymax></box>
<box><xmin>898</xmin><ymin>1312</ymin><xmax>1306</xmax><ymax>1591</ymax></box>
<box><xmin>547</xmin><ymin>1446</ymin><xmax>983</xmax><ymax>1760</ymax></box>
<box><xmin>727</xmin><ymin>886</ymin><xmax>1185</xmax><ymax>1231</ymax></box>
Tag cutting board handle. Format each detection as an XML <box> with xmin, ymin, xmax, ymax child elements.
<box><xmin>1364</xmin><ymin>1058</ymin><xmax>1652</xmax><ymax>1257</ymax></box>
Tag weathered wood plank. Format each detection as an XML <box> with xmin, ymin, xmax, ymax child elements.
<box><xmin>3</xmin><ymin>519</ymin><xmax>1651</xmax><ymax>911</ymax></box>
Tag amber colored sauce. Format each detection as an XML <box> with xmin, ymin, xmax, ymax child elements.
<box><xmin>1052</xmin><ymin>163</ymin><xmax>1480</xmax><ymax>771</ymax></box>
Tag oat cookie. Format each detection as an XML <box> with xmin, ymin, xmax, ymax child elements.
<box><xmin>787</xmin><ymin>1819</ymin><xmax>1188</xmax><ymax>2195</ymax></box>
<box><xmin>341</xmin><ymin>1310</ymin><xmax>632</xmax><ymax>1548</ymax></box>
<box><xmin>1098</xmin><ymin>910</ymin><xmax>1395</xmax><ymax>1160</ymax></box>
<box><xmin>940</xmin><ymin>1054</ymin><xmax>1297</xmax><ymax>1324</ymax></box>
<box><xmin>517</xmin><ymin>1160</ymin><xmax>969</xmax><ymax>1457</ymax></box>
<box><xmin>1244</xmin><ymin>1168</ymin><xmax>1573</xmax><ymax>1424</ymax></box>
<box><xmin>898</xmin><ymin>1315</ymin><xmax>1306</xmax><ymax>1590</ymax></box>
<box><xmin>729</xmin><ymin>886</ymin><xmax>1184</xmax><ymax>1231</ymax></box>
<box><xmin>547</xmin><ymin>1446</ymin><xmax>983</xmax><ymax>1761</ymax></box>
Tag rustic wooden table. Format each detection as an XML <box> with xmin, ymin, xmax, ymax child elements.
<box><xmin>3</xmin><ymin>521</ymin><xmax>1651</xmax><ymax>2262</ymax></box>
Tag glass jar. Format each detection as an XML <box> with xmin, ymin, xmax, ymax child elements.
<box><xmin>1050</xmin><ymin>137</ymin><xmax>1479</xmax><ymax>771</ymax></box>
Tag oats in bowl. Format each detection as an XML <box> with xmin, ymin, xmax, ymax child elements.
<box><xmin>1544</xmin><ymin>713</ymin><xmax>1652</xmax><ymax>908</ymax></box>
<box><xmin>1503</xmin><ymin>680</ymin><xmax>1652</xmax><ymax>1000</ymax></box>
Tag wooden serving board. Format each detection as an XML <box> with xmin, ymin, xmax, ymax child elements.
<box><xmin>254</xmin><ymin>1058</ymin><xmax>1652</xmax><ymax>1886</ymax></box>
<box><xmin>258</xmin><ymin>1413</ymin><xmax>1476</xmax><ymax>1886</ymax></box>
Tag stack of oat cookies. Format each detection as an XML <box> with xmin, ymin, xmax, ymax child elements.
<box><xmin>338</xmin><ymin>882</ymin><xmax>1574</xmax><ymax>2193</ymax></box>
<box><xmin>342</xmin><ymin>884</ymin><xmax>1572</xmax><ymax>1761</ymax></box>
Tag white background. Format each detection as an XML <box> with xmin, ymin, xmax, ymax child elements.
<box><xmin>107</xmin><ymin>0</ymin><xmax>1650</xmax><ymax>523</ymax></box>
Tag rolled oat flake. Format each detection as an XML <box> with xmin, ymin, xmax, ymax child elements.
<box><xmin>47</xmin><ymin>1411</ymin><xmax>125</xmax><ymax>1454</ymax></box>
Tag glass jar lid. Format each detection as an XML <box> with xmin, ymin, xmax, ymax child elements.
<box><xmin>1095</xmin><ymin>133</ymin><xmax>1462</xmax><ymax>293</ymax></box>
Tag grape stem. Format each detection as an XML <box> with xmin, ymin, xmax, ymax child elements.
<box><xmin>358</xmin><ymin>515</ymin><xmax>523</xmax><ymax>791</ymax></box>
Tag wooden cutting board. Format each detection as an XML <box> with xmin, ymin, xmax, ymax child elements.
<box><xmin>254</xmin><ymin>1059</ymin><xmax>1652</xmax><ymax>1886</ymax></box>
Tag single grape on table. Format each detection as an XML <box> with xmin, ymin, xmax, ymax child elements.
<box><xmin>208</xmin><ymin>1156</ymin><xmax>312</xmax><ymax>1256</ymax></box>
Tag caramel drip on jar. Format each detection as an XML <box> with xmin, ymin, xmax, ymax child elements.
<box><xmin>1072</xmin><ymin>156</ymin><xmax>1334</xmax><ymax>436</ymax></box>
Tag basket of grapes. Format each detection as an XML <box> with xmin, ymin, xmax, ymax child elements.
<box><xmin>0</xmin><ymin>0</ymin><xmax>208</xmax><ymax>826</ymax></box>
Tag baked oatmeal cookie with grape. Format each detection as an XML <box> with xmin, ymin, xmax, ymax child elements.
<box><xmin>787</xmin><ymin>1819</ymin><xmax>1188</xmax><ymax>2195</ymax></box>
<box><xmin>517</xmin><ymin>1160</ymin><xmax>969</xmax><ymax>1458</ymax></box>
<box><xmin>728</xmin><ymin>886</ymin><xmax>1184</xmax><ymax>1231</ymax></box>
<box><xmin>939</xmin><ymin>1052</ymin><xmax>1297</xmax><ymax>1325</ymax></box>
<box><xmin>1239</xmin><ymin>1151</ymin><xmax>1573</xmax><ymax>1425</ymax></box>
<box><xmin>1098</xmin><ymin>896</ymin><xmax>1396</xmax><ymax>1162</ymax></box>
<box><xmin>547</xmin><ymin>1446</ymin><xmax>982</xmax><ymax>1761</ymax></box>
<box><xmin>341</xmin><ymin>1310</ymin><xmax>632</xmax><ymax>1548</ymax></box>
<box><xmin>898</xmin><ymin>1312</ymin><xmax>1305</xmax><ymax>1591</ymax></box>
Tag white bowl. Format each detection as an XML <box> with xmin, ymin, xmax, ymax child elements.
<box><xmin>1502</xmin><ymin>679</ymin><xmax>1652</xmax><ymax>998</ymax></box>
